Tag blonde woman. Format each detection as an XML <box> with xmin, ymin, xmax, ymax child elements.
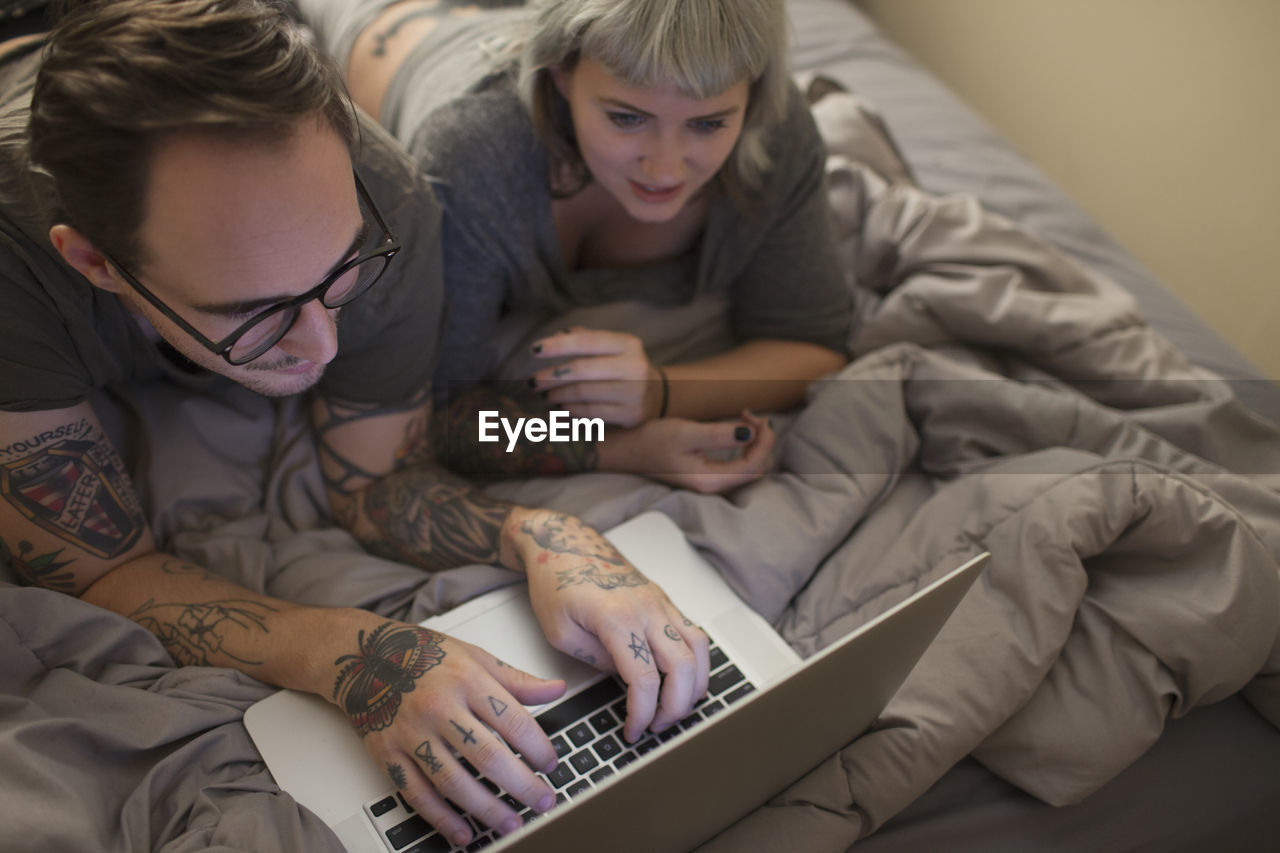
<box><xmin>299</xmin><ymin>0</ymin><xmax>852</xmax><ymax>489</ymax></box>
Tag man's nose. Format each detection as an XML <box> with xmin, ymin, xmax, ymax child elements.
<box><xmin>277</xmin><ymin>298</ymin><xmax>339</xmax><ymax>365</ymax></box>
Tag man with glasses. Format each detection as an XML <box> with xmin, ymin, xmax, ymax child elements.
<box><xmin>0</xmin><ymin>1</ymin><xmax>708</xmax><ymax>847</ymax></box>
<box><xmin>103</xmin><ymin>173</ymin><xmax>401</xmax><ymax>371</ymax></box>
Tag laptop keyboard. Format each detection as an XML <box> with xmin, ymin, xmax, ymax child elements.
<box><xmin>363</xmin><ymin>643</ymin><xmax>756</xmax><ymax>852</ymax></box>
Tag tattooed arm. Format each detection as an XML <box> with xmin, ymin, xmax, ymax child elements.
<box><xmin>312</xmin><ymin>391</ymin><xmax>715</xmax><ymax>840</ymax></box>
<box><xmin>0</xmin><ymin>405</ymin><xmax>376</xmax><ymax>678</ymax></box>
<box><xmin>1</xmin><ymin>404</ymin><xmax>148</xmax><ymax>597</ymax></box>
<box><xmin>0</xmin><ymin>403</ymin><xmax>569</xmax><ymax>846</ymax></box>
<box><xmin>312</xmin><ymin>394</ymin><xmax>712</xmax><ymax>734</ymax></box>
<box><xmin>89</xmin><ymin>553</ymin><xmax>568</xmax><ymax>846</ymax></box>
<box><xmin>0</xmin><ymin>405</ymin><xmax>371</xmax><ymax>674</ymax></box>
<box><xmin>311</xmin><ymin>392</ymin><xmax>517</xmax><ymax>569</ymax></box>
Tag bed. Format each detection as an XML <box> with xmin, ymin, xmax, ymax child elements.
<box><xmin>2</xmin><ymin>1</ymin><xmax>1279</xmax><ymax>851</ymax></box>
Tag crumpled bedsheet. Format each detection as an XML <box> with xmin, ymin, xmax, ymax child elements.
<box><xmin>2</xmin><ymin>86</ymin><xmax>1278</xmax><ymax>853</ymax></box>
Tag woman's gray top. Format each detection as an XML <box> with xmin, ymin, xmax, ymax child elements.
<box><xmin>299</xmin><ymin>0</ymin><xmax>854</xmax><ymax>402</ymax></box>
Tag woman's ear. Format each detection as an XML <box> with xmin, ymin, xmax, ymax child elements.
<box><xmin>549</xmin><ymin>64</ymin><xmax>570</xmax><ymax>99</ymax></box>
<box><xmin>48</xmin><ymin>224</ymin><xmax>126</xmax><ymax>294</ymax></box>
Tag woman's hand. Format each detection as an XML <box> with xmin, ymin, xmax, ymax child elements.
<box><xmin>529</xmin><ymin>328</ymin><xmax>663</xmax><ymax>428</ymax></box>
<box><xmin>598</xmin><ymin>410</ymin><xmax>775</xmax><ymax>494</ymax></box>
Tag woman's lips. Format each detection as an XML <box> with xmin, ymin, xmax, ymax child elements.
<box><xmin>629</xmin><ymin>179</ymin><xmax>683</xmax><ymax>203</ymax></box>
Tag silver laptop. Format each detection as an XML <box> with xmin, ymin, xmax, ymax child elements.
<box><xmin>245</xmin><ymin>510</ymin><xmax>987</xmax><ymax>853</ymax></box>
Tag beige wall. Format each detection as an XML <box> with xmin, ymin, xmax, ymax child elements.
<box><xmin>856</xmin><ymin>0</ymin><xmax>1280</xmax><ymax>378</ymax></box>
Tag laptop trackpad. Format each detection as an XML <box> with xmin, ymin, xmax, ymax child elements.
<box><xmin>706</xmin><ymin>610</ymin><xmax>800</xmax><ymax>687</ymax></box>
<box><xmin>330</xmin><ymin>813</ymin><xmax>382</xmax><ymax>853</ymax></box>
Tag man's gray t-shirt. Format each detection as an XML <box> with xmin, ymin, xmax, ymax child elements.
<box><xmin>405</xmin><ymin>70</ymin><xmax>854</xmax><ymax>404</ymax></box>
<box><xmin>0</xmin><ymin>42</ymin><xmax>443</xmax><ymax>413</ymax></box>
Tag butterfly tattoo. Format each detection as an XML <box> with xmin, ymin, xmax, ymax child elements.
<box><xmin>332</xmin><ymin>622</ymin><xmax>447</xmax><ymax>736</ymax></box>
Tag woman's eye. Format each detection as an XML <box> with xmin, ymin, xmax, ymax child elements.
<box><xmin>689</xmin><ymin>118</ymin><xmax>728</xmax><ymax>135</ymax></box>
<box><xmin>607</xmin><ymin>111</ymin><xmax>645</xmax><ymax>129</ymax></box>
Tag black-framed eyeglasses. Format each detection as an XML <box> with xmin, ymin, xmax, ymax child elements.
<box><xmin>107</xmin><ymin>172</ymin><xmax>401</xmax><ymax>366</ymax></box>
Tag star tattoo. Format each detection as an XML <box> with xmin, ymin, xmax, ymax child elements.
<box><xmin>628</xmin><ymin>632</ymin><xmax>651</xmax><ymax>664</ymax></box>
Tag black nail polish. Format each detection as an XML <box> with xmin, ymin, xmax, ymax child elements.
<box><xmin>527</xmin><ymin>376</ymin><xmax>537</xmax><ymax>388</ymax></box>
<box><xmin>734</xmin><ymin>426</ymin><xmax>752</xmax><ymax>443</ymax></box>
<box><xmin>531</xmin><ymin>343</ymin><xmax>543</xmax><ymax>354</ymax></box>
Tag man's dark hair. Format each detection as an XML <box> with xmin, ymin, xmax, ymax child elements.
<box><xmin>27</xmin><ymin>0</ymin><xmax>357</xmax><ymax>269</ymax></box>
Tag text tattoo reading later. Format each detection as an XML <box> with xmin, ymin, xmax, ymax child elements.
<box><xmin>477</xmin><ymin>410</ymin><xmax>604</xmax><ymax>453</ymax></box>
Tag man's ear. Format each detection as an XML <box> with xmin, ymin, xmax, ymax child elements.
<box><xmin>48</xmin><ymin>224</ymin><xmax>126</xmax><ymax>294</ymax></box>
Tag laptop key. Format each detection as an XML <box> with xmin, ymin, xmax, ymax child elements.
<box><xmin>404</xmin><ymin>834</ymin><xmax>453</xmax><ymax>853</ymax></box>
<box><xmin>593</xmin><ymin>734</ymin><xmax>623</xmax><ymax>762</ymax></box>
<box><xmin>680</xmin><ymin>711</ymin><xmax>704</xmax><ymax>731</ymax></box>
<box><xmin>613</xmin><ymin>751</ymin><xmax>639</xmax><ymax>770</ymax></box>
<box><xmin>569</xmin><ymin>749</ymin><xmax>599</xmax><ymax>774</ymax></box>
<box><xmin>546</xmin><ymin>761</ymin><xmax>576</xmax><ymax>789</ymax></box>
<box><xmin>369</xmin><ymin>795</ymin><xmax>397</xmax><ymax>818</ymax></box>
<box><xmin>465</xmin><ymin>837</ymin><xmax>493</xmax><ymax>851</ymax></box>
<box><xmin>589</xmin><ymin>766</ymin><xmax>615</xmax><ymax>784</ymax></box>
<box><xmin>709</xmin><ymin>645</ymin><xmax>728</xmax><ymax>670</ymax></box>
<box><xmin>635</xmin><ymin>738</ymin><xmax>661</xmax><ymax>756</ymax></box>
<box><xmin>550</xmin><ymin>735</ymin><xmax>571</xmax><ymax>758</ymax></box>
<box><xmin>565</xmin><ymin>780</ymin><xmax>591</xmax><ymax>798</ymax></box>
<box><xmin>588</xmin><ymin>709</ymin><xmax>616</xmax><ymax>735</ymax></box>
<box><xmin>385</xmin><ymin>815</ymin><xmax>430</xmax><ymax>849</ymax></box>
<box><xmin>566</xmin><ymin>722</ymin><xmax>594</xmax><ymax>748</ymax></box>
<box><xmin>701</xmin><ymin>699</ymin><xmax>726</xmax><ymax>718</ymax></box>
<box><xmin>536</xmin><ymin>679</ymin><xmax>625</xmax><ymax>736</ymax></box>
<box><xmin>708</xmin><ymin>665</ymin><xmax>745</xmax><ymax>696</ymax></box>
<box><xmin>725</xmin><ymin>682</ymin><xmax>756</xmax><ymax>704</ymax></box>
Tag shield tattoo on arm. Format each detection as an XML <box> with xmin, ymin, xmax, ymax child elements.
<box><xmin>2</xmin><ymin>437</ymin><xmax>145</xmax><ymax>560</ymax></box>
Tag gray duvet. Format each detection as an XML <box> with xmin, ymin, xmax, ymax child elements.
<box><xmin>4</xmin><ymin>4</ymin><xmax>1280</xmax><ymax>853</ymax></box>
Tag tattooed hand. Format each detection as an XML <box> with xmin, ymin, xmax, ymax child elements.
<box><xmin>508</xmin><ymin>509</ymin><xmax>710</xmax><ymax>742</ymax></box>
<box><xmin>331</xmin><ymin>618</ymin><xmax>566</xmax><ymax>848</ymax></box>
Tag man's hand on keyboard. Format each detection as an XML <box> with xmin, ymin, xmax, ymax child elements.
<box><xmin>329</xmin><ymin>613</ymin><xmax>566</xmax><ymax>848</ymax></box>
<box><xmin>509</xmin><ymin>508</ymin><xmax>712</xmax><ymax>742</ymax></box>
